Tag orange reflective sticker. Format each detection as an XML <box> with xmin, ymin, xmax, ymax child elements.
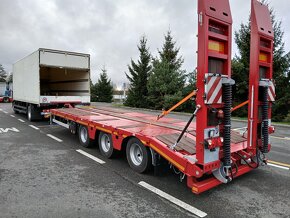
<box><xmin>259</xmin><ymin>52</ymin><xmax>268</xmax><ymax>62</ymax></box>
<box><xmin>208</xmin><ymin>40</ymin><xmax>225</xmax><ymax>53</ymax></box>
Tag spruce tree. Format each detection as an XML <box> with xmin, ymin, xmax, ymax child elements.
<box><xmin>232</xmin><ymin>2</ymin><xmax>290</xmax><ymax>121</ymax></box>
<box><xmin>95</xmin><ymin>67</ymin><xmax>113</xmax><ymax>103</ymax></box>
<box><xmin>147</xmin><ymin>31</ymin><xmax>186</xmax><ymax>109</ymax></box>
<box><xmin>0</xmin><ymin>64</ymin><xmax>7</xmax><ymax>80</ymax></box>
<box><xmin>125</xmin><ymin>35</ymin><xmax>152</xmax><ymax>108</ymax></box>
<box><xmin>90</xmin><ymin>79</ymin><xmax>98</xmax><ymax>102</ymax></box>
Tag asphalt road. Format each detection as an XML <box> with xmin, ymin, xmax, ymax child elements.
<box><xmin>0</xmin><ymin>103</ymin><xmax>289</xmax><ymax>218</ymax></box>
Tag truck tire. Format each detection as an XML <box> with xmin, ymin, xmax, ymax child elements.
<box><xmin>27</xmin><ymin>105</ymin><xmax>34</xmax><ymax>121</ymax></box>
<box><xmin>78</xmin><ymin>125</ymin><xmax>94</xmax><ymax>148</ymax></box>
<box><xmin>3</xmin><ymin>97</ymin><xmax>9</xmax><ymax>103</ymax></box>
<box><xmin>126</xmin><ymin>137</ymin><xmax>152</xmax><ymax>173</ymax></box>
<box><xmin>12</xmin><ymin>102</ymin><xmax>19</xmax><ymax>114</ymax></box>
<box><xmin>98</xmin><ymin>132</ymin><xmax>114</xmax><ymax>158</ymax></box>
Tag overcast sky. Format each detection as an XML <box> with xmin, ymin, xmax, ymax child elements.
<box><xmin>0</xmin><ymin>0</ymin><xmax>289</xmax><ymax>88</ymax></box>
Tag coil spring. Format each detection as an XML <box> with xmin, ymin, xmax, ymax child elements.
<box><xmin>262</xmin><ymin>86</ymin><xmax>269</xmax><ymax>153</ymax></box>
<box><xmin>223</xmin><ymin>84</ymin><xmax>232</xmax><ymax>167</ymax></box>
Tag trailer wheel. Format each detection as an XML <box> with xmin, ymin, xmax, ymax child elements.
<box><xmin>126</xmin><ymin>138</ymin><xmax>152</xmax><ymax>173</ymax></box>
<box><xmin>3</xmin><ymin>97</ymin><xmax>9</xmax><ymax>103</ymax></box>
<box><xmin>98</xmin><ymin>132</ymin><xmax>114</xmax><ymax>158</ymax></box>
<box><xmin>69</xmin><ymin>122</ymin><xmax>77</xmax><ymax>135</ymax></box>
<box><xmin>78</xmin><ymin>125</ymin><xmax>94</xmax><ymax>148</ymax></box>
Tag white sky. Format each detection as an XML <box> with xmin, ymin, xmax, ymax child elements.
<box><xmin>0</xmin><ymin>0</ymin><xmax>289</xmax><ymax>88</ymax></box>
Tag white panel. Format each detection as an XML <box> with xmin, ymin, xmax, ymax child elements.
<box><xmin>40</xmin><ymin>96</ymin><xmax>90</xmax><ymax>104</ymax></box>
<box><xmin>39</xmin><ymin>49</ymin><xmax>89</xmax><ymax>69</ymax></box>
<box><xmin>13</xmin><ymin>51</ymin><xmax>40</xmax><ymax>104</ymax></box>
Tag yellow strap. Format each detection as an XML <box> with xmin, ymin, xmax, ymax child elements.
<box><xmin>157</xmin><ymin>90</ymin><xmax>197</xmax><ymax>120</ymax></box>
<box><xmin>231</xmin><ymin>100</ymin><xmax>249</xmax><ymax>112</ymax></box>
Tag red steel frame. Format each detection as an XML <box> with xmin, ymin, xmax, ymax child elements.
<box><xmin>196</xmin><ymin>0</ymin><xmax>232</xmax><ymax>169</ymax></box>
<box><xmin>247</xmin><ymin>0</ymin><xmax>274</xmax><ymax>154</ymax></box>
<box><xmin>48</xmin><ymin>0</ymin><xmax>274</xmax><ymax>194</ymax></box>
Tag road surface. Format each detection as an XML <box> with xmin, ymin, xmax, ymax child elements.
<box><xmin>0</xmin><ymin>103</ymin><xmax>289</xmax><ymax>218</ymax></box>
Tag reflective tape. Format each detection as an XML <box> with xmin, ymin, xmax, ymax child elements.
<box><xmin>268</xmin><ymin>81</ymin><xmax>275</xmax><ymax>102</ymax></box>
<box><xmin>205</xmin><ymin>75</ymin><xmax>222</xmax><ymax>104</ymax></box>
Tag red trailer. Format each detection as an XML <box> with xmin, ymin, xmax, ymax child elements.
<box><xmin>47</xmin><ymin>0</ymin><xmax>275</xmax><ymax>194</ymax></box>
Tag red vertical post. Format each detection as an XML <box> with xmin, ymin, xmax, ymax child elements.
<box><xmin>196</xmin><ymin>0</ymin><xmax>232</xmax><ymax>170</ymax></box>
<box><xmin>247</xmin><ymin>0</ymin><xmax>274</xmax><ymax>153</ymax></box>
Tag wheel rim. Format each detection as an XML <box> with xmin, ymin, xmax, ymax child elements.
<box><xmin>100</xmin><ymin>134</ymin><xmax>111</xmax><ymax>153</ymax></box>
<box><xmin>129</xmin><ymin>143</ymin><xmax>143</xmax><ymax>166</ymax></box>
<box><xmin>80</xmin><ymin>127</ymin><xmax>88</xmax><ymax>143</ymax></box>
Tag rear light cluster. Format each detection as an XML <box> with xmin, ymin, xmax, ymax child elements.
<box><xmin>204</xmin><ymin>137</ymin><xmax>223</xmax><ymax>150</ymax></box>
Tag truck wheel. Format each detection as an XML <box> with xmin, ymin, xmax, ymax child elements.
<box><xmin>27</xmin><ymin>105</ymin><xmax>34</xmax><ymax>121</ymax></box>
<box><xmin>3</xmin><ymin>97</ymin><xmax>9</xmax><ymax>103</ymax></box>
<box><xmin>98</xmin><ymin>132</ymin><xmax>114</xmax><ymax>158</ymax></box>
<box><xmin>12</xmin><ymin>102</ymin><xmax>19</xmax><ymax>114</ymax></box>
<box><xmin>78</xmin><ymin>125</ymin><xmax>94</xmax><ymax>148</ymax></box>
<box><xmin>126</xmin><ymin>138</ymin><xmax>152</xmax><ymax>173</ymax></box>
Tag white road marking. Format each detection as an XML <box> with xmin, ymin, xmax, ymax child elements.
<box><xmin>29</xmin><ymin>125</ymin><xmax>39</xmax><ymax>130</ymax></box>
<box><xmin>76</xmin><ymin>149</ymin><xmax>105</xmax><ymax>164</ymax></box>
<box><xmin>233</xmin><ymin>127</ymin><xmax>247</xmax><ymax>131</ymax></box>
<box><xmin>0</xmin><ymin>127</ymin><xmax>20</xmax><ymax>133</ymax></box>
<box><xmin>18</xmin><ymin>119</ymin><xmax>25</xmax><ymax>123</ymax></box>
<box><xmin>3</xmin><ymin>111</ymin><xmax>8</xmax><ymax>114</ymax></box>
<box><xmin>138</xmin><ymin>181</ymin><xmax>207</xmax><ymax>217</ymax></box>
<box><xmin>0</xmin><ymin>108</ymin><xmax>2</xmax><ymax>111</ymax></box>
<box><xmin>271</xmin><ymin>136</ymin><xmax>290</xmax><ymax>141</ymax></box>
<box><xmin>268</xmin><ymin>163</ymin><xmax>289</xmax><ymax>170</ymax></box>
<box><xmin>46</xmin><ymin>134</ymin><xmax>63</xmax><ymax>142</ymax></box>
<box><xmin>10</xmin><ymin>115</ymin><xmax>15</xmax><ymax>118</ymax></box>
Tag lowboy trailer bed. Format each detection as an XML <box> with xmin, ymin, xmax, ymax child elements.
<box><xmin>49</xmin><ymin>105</ymin><xmax>252</xmax><ymax>194</ymax></box>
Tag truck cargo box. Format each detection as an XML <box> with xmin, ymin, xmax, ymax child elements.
<box><xmin>13</xmin><ymin>48</ymin><xmax>90</xmax><ymax>105</ymax></box>
<box><xmin>12</xmin><ymin>48</ymin><xmax>90</xmax><ymax>121</ymax></box>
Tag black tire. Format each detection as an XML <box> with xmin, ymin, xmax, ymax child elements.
<box><xmin>126</xmin><ymin>137</ymin><xmax>152</xmax><ymax>173</ymax></box>
<box><xmin>27</xmin><ymin>104</ymin><xmax>34</xmax><ymax>121</ymax></box>
<box><xmin>98</xmin><ymin>132</ymin><xmax>114</xmax><ymax>158</ymax></box>
<box><xmin>69</xmin><ymin>122</ymin><xmax>78</xmax><ymax>135</ymax></box>
<box><xmin>12</xmin><ymin>102</ymin><xmax>19</xmax><ymax>114</ymax></box>
<box><xmin>78</xmin><ymin>125</ymin><xmax>94</xmax><ymax>148</ymax></box>
<box><xmin>3</xmin><ymin>97</ymin><xmax>9</xmax><ymax>103</ymax></box>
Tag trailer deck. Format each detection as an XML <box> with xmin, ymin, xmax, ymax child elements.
<box><xmin>49</xmin><ymin>105</ymin><xmax>252</xmax><ymax>194</ymax></box>
<box><xmin>52</xmin><ymin>106</ymin><xmax>247</xmax><ymax>153</ymax></box>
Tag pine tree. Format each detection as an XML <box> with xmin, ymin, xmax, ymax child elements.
<box><xmin>90</xmin><ymin>79</ymin><xmax>98</xmax><ymax>102</ymax></box>
<box><xmin>125</xmin><ymin>35</ymin><xmax>152</xmax><ymax>108</ymax></box>
<box><xmin>0</xmin><ymin>64</ymin><xmax>7</xmax><ymax>81</ymax></box>
<box><xmin>95</xmin><ymin>67</ymin><xmax>113</xmax><ymax>103</ymax></box>
<box><xmin>147</xmin><ymin>30</ymin><xmax>186</xmax><ymax>109</ymax></box>
<box><xmin>232</xmin><ymin>2</ymin><xmax>290</xmax><ymax>120</ymax></box>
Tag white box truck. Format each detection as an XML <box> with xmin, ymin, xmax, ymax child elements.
<box><xmin>13</xmin><ymin>48</ymin><xmax>90</xmax><ymax>121</ymax></box>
